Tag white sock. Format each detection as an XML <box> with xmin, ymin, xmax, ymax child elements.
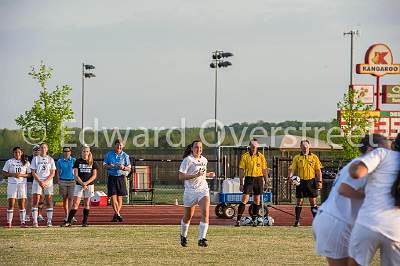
<box><xmin>180</xmin><ymin>219</ymin><xmax>190</xmax><ymax>237</ymax></box>
<box><xmin>32</xmin><ymin>208</ymin><xmax>38</xmax><ymax>223</ymax></box>
<box><xmin>6</xmin><ymin>209</ymin><xmax>13</xmax><ymax>224</ymax></box>
<box><xmin>47</xmin><ymin>208</ymin><xmax>53</xmax><ymax>223</ymax></box>
<box><xmin>20</xmin><ymin>209</ymin><xmax>26</xmax><ymax>224</ymax></box>
<box><xmin>198</xmin><ymin>222</ymin><xmax>209</xmax><ymax>240</ymax></box>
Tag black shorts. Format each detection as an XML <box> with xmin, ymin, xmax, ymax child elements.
<box><xmin>296</xmin><ymin>178</ymin><xmax>318</xmax><ymax>198</ymax></box>
<box><xmin>107</xmin><ymin>175</ymin><xmax>127</xmax><ymax>197</ymax></box>
<box><xmin>243</xmin><ymin>176</ymin><xmax>264</xmax><ymax>195</ymax></box>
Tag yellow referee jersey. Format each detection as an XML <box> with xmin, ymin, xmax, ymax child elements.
<box><xmin>290</xmin><ymin>153</ymin><xmax>322</xmax><ymax>180</ymax></box>
<box><xmin>239</xmin><ymin>152</ymin><xmax>267</xmax><ymax>177</ymax></box>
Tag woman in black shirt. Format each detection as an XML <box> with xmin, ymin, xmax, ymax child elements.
<box><xmin>62</xmin><ymin>146</ymin><xmax>98</xmax><ymax>227</ymax></box>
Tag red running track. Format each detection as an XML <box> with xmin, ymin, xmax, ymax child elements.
<box><xmin>0</xmin><ymin>205</ymin><xmax>313</xmax><ymax>227</ymax></box>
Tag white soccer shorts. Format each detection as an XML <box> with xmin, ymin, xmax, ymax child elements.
<box><xmin>183</xmin><ymin>189</ymin><xmax>209</xmax><ymax>207</ymax></box>
<box><xmin>312</xmin><ymin>210</ymin><xmax>352</xmax><ymax>259</ymax></box>
<box><xmin>349</xmin><ymin>223</ymin><xmax>400</xmax><ymax>266</ymax></box>
<box><xmin>74</xmin><ymin>184</ymin><xmax>94</xmax><ymax>198</ymax></box>
<box><xmin>32</xmin><ymin>180</ymin><xmax>54</xmax><ymax>195</ymax></box>
<box><xmin>7</xmin><ymin>183</ymin><xmax>27</xmax><ymax>199</ymax></box>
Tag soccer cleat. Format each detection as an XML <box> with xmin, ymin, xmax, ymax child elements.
<box><xmin>60</xmin><ymin>222</ymin><xmax>71</xmax><ymax>227</ymax></box>
<box><xmin>32</xmin><ymin>223</ymin><xmax>39</xmax><ymax>228</ymax></box>
<box><xmin>252</xmin><ymin>219</ymin><xmax>258</xmax><ymax>227</ymax></box>
<box><xmin>47</xmin><ymin>222</ymin><xmax>53</xmax><ymax>227</ymax></box>
<box><xmin>293</xmin><ymin>220</ymin><xmax>300</xmax><ymax>227</ymax></box>
<box><xmin>198</xmin><ymin>238</ymin><xmax>208</xmax><ymax>247</ymax></box>
<box><xmin>235</xmin><ymin>221</ymin><xmax>241</xmax><ymax>227</ymax></box>
<box><xmin>180</xmin><ymin>235</ymin><xmax>188</xmax><ymax>247</ymax></box>
<box><xmin>37</xmin><ymin>215</ymin><xmax>45</xmax><ymax>222</ymax></box>
<box><xmin>117</xmin><ymin>215</ymin><xmax>124</xmax><ymax>222</ymax></box>
<box><xmin>111</xmin><ymin>214</ymin><xmax>118</xmax><ymax>222</ymax></box>
<box><xmin>72</xmin><ymin>217</ymin><xmax>78</xmax><ymax>223</ymax></box>
<box><xmin>20</xmin><ymin>223</ymin><xmax>28</xmax><ymax>228</ymax></box>
<box><xmin>25</xmin><ymin>216</ymin><xmax>31</xmax><ymax>222</ymax></box>
<box><xmin>82</xmin><ymin>223</ymin><xmax>89</xmax><ymax>227</ymax></box>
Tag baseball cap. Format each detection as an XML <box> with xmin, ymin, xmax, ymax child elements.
<box><xmin>32</xmin><ymin>145</ymin><xmax>40</xmax><ymax>151</ymax></box>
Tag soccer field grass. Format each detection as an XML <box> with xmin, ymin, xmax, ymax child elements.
<box><xmin>0</xmin><ymin>225</ymin><xmax>380</xmax><ymax>265</ymax></box>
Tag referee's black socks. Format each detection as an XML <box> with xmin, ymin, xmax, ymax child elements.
<box><xmin>310</xmin><ymin>206</ymin><xmax>318</xmax><ymax>218</ymax></box>
<box><xmin>295</xmin><ymin>206</ymin><xmax>302</xmax><ymax>222</ymax></box>
<box><xmin>237</xmin><ymin>203</ymin><xmax>246</xmax><ymax>221</ymax></box>
<box><xmin>252</xmin><ymin>204</ymin><xmax>261</xmax><ymax>221</ymax></box>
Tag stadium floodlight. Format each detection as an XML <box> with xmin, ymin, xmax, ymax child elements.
<box><xmin>84</xmin><ymin>64</ymin><xmax>95</xmax><ymax>70</ymax></box>
<box><xmin>343</xmin><ymin>29</ymin><xmax>360</xmax><ymax>87</ymax></box>
<box><xmin>209</xmin><ymin>50</ymin><xmax>233</xmax><ymax>189</ymax></box>
<box><xmin>82</xmin><ymin>62</ymin><xmax>96</xmax><ymax>132</ymax></box>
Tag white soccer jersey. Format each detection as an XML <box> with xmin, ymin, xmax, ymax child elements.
<box><xmin>179</xmin><ymin>155</ymin><xmax>209</xmax><ymax>192</ymax></box>
<box><xmin>356</xmin><ymin>148</ymin><xmax>400</xmax><ymax>242</ymax></box>
<box><xmin>2</xmin><ymin>158</ymin><xmax>31</xmax><ymax>184</ymax></box>
<box><xmin>30</xmin><ymin>155</ymin><xmax>56</xmax><ymax>180</ymax></box>
<box><xmin>319</xmin><ymin>159</ymin><xmax>367</xmax><ymax>225</ymax></box>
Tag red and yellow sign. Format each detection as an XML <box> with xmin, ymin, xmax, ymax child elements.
<box><xmin>338</xmin><ymin>110</ymin><xmax>400</xmax><ymax>139</ymax></box>
<box><xmin>356</xmin><ymin>44</ymin><xmax>400</xmax><ymax>77</ymax></box>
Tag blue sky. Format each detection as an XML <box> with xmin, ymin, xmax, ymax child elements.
<box><xmin>1</xmin><ymin>0</ymin><xmax>399</xmax><ymax>129</ymax></box>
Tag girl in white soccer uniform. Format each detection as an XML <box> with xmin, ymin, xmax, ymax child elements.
<box><xmin>2</xmin><ymin>147</ymin><xmax>31</xmax><ymax>228</ymax></box>
<box><xmin>348</xmin><ymin>134</ymin><xmax>400</xmax><ymax>266</ymax></box>
<box><xmin>179</xmin><ymin>140</ymin><xmax>215</xmax><ymax>247</ymax></box>
<box><xmin>30</xmin><ymin>143</ymin><xmax>56</xmax><ymax>227</ymax></box>
<box><xmin>312</xmin><ymin>134</ymin><xmax>389</xmax><ymax>266</ymax></box>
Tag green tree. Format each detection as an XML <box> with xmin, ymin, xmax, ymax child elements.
<box><xmin>337</xmin><ymin>88</ymin><xmax>375</xmax><ymax>159</ymax></box>
<box><xmin>15</xmin><ymin>62</ymin><xmax>74</xmax><ymax>155</ymax></box>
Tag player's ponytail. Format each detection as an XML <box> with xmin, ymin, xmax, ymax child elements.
<box><xmin>182</xmin><ymin>140</ymin><xmax>201</xmax><ymax>158</ymax></box>
<box><xmin>391</xmin><ymin>133</ymin><xmax>400</xmax><ymax>207</ymax></box>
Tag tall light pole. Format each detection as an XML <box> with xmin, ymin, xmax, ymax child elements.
<box><xmin>209</xmin><ymin>51</ymin><xmax>233</xmax><ymax>186</ymax></box>
<box><xmin>343</xmin><ymin>30</ymin><xmax>360</xmax><ymax>87</ymax></box>
<box><xmin>81</xmin><ymin>63</ymin><xmax>96</xmax><ymax>132</ymax></box>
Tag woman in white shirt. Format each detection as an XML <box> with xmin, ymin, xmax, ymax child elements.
<box><xmin>30</xmin><ymin>143</ymin><xmax>56</xmax><ymax>227</ymax></box>
<box><xmin>312</xmin><ymin>134</ymin><xmax>389</xmax><ymax>266</ymax></box>
<box><xmin>2</xmin><ymin>147</ymin><xmax>31</xmax><ymax>228</ymax></box>
<box><xmin>349</xmin><ymin>133</ymin><xmax>400</xmax><ymax>266</ymax></box>
<box><xmin>178</xmin><ymin>140</ymin><xmax>215</xmax><ymax>248</ymax></box>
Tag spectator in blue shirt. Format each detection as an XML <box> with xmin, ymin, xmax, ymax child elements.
<box><xmin>56</xmin><ymin>147</ymin><xmax>76</xmax><ymax>222</ymax></box>
<box><xmin>103</xmin><ymin>139</ymin><xmax>131</xmax><ymax>222</ymax></box>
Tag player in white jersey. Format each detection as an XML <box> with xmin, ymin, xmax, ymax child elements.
<box><xmin>2</xmin><ymin>147</ymin><xmax>31</xmax><ymax>228</ymax></box>
<box><xmin>348</xmin><ymin>133</ymin><xmax>400</xmax><ymax>266</ymax></box>
<box><xmin>179</xmin><ymin>140</ymin><xmax>215</xmax><ymax>247</ymax></box>
<box><xmin>30</xmin><ymin>143</ymin><xmax>56</xmax><ymax>227</ymax></box>
<box><xmin>312</xmin><ymin>134</ymin><xmax>389</xmax><ymax>266</ymax></box>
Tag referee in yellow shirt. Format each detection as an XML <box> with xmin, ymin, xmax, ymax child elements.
<box><xmin>236</xmin><ymin>138</ymin><xmax>268</xmax><ymax>226</ymax></box>
<box><xmin>288</xmin><ymin>139</ymin><xmax>322</xmax><ymax>227</ymax></box>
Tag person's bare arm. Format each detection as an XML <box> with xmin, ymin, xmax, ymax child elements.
<box><xmin>178</xmin><ymin>170</ymin><xmax>203</xmax><ymax>181</ymax></box>
<box><xmin>349</xmin><ymin>161</ymin><xmax>368</xmax><ymax>179</ymax></box>
<box><xmin>338</xmin><ymin>183</ymin><xmax>365</xmax><ymax>199</ymax></box>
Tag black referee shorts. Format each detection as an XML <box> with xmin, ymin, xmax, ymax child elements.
<box><xmin>243</xmin><ymin>176</ymin><xmax>264</xmax><ymax>196</ymax></box>
<box><xmin>107</xmin><ymin>175</ymin><xmax>127</xmax><ymax>197</ymax></box>
<box><xmin>295</xmin><ymin>178</ymin><xmax>318</xmax><ymax>198</ymax></box>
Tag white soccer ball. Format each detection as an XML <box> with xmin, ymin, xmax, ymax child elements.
<box><xmin>291</xmin><ymin>176</ymin><xmax>301</xmax><ymax>186</ymax></box>
<box><xmin>256</xmin><ymin>216</ymin><xmax>264</xmax><ymax>226</ymax></box>
<box><xmin>242</xmin><ymin>216</ymin><xmax>252</xmax><ymax>226</ymax></box>
<box><xmin>264</xmin><ymin>215</ymin><xmax>274</xmax><ymax>226</ymax></box>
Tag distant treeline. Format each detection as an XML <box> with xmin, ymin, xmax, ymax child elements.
<box><xmin>0</xmin><ymin>120</ymin><xmax>336</xmax><ymax>157</ymax></box>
